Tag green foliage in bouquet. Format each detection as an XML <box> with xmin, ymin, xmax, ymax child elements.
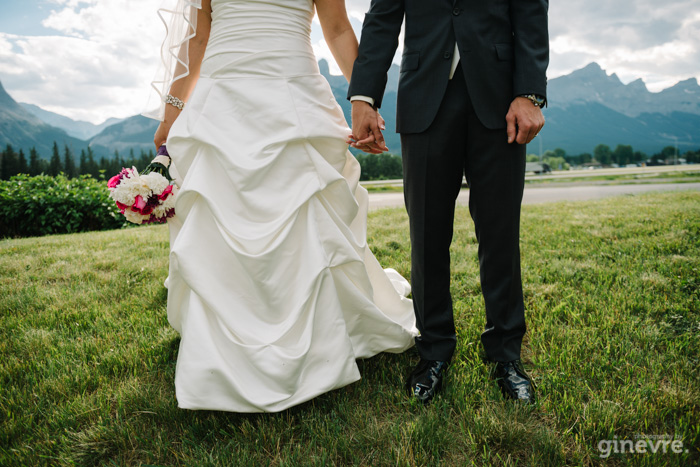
<box><xmin>0</xmin><ymin>174</ymin><xmax>125</xmax><ymax>238</ymax></box>
<box><xmin>141</xmin><ymin>145</ymin><xmax>173</xmax><ymax>181</ymax></box>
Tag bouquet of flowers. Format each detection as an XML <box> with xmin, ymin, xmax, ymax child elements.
<box><xmin>107</xmin><ymin>145</ymin><xmax>178</xmax><ymax>224</ymax></box>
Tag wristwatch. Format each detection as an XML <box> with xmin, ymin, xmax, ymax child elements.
<box><xmin>520</xmin><ymin>94</ymin><xmax>546</xmax><ymax>108</ymax></box>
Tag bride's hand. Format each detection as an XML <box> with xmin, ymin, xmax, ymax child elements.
<box><xmin>154</xmin><ymin>120</ymin><xmax>174</xmax><ymax>149</ymax></box>
<box><xmin>377</xmin><ymin>111</ymin><xmax>386</xmax><ymax>131</ymax></box>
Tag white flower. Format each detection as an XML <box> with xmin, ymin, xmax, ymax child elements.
<box><xmin>123</xmin><ymin>209</ymin><xmax>146</xmax><ymax>224</ymax></box>
<box><xmin>141</xmin><ymin>172</ymin><xmax>170</xmax><ymax>195</ymax></box>
<box><xmin>152</xmin><ymin>205</ymin><xmax>167</xmax><ymax>218</ymax></box>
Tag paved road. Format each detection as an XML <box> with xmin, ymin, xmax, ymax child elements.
<box><xmin>361</xmin><ymin>163</ymin><xmax>700</xmax><ymax>187</ymax></box>
<box><xmin>368</xmin><ymin>182</ymin><xmax>700</xmax><ymax>210</ymax></box>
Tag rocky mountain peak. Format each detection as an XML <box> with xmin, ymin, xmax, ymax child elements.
<box><xmin>665</xmin><ymin>77</ymin><xmax>699</xmax><ymax>93</ymax></box>
<box><xmin>627</xmin><ymin>78</ymin><xmax>648</xmax><ymax>92</ymax></box>
<box><xmin>548</xmin><ymin>63</ymin><xmax>700</xmax><ymax>117</ymax></box>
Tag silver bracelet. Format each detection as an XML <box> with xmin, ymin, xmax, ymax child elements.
<box><xmin>165</xmin><ymin>94</ymin><xmax>185</xmax><ymax>110</ymax></box>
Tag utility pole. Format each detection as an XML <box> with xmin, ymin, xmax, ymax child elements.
<box><xmin>673</xmin><ymin>136</ymin><xmax>678</xmax><ymax>165</ymax></box>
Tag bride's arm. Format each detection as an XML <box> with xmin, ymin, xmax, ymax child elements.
<box><xmin>154</xmin><ymin>0</ymin><xmax>213</xmax><ymax>148</ymax></box>
<box><xmin>315</xmin><ymin>0</ymin><xmax>358</xmax><ymax>83</ymax></box>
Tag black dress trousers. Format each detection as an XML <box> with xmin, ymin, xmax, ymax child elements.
<box><xmin>400</xmin><ymin>64</ymin><xmax>527</xmax><ymax>363</ymax></box>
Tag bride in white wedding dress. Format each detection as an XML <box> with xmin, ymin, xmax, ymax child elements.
<box><xmin>143</xmin><ymin>0</ymin><xmax>417</xmax><ymax>412</ymax></box>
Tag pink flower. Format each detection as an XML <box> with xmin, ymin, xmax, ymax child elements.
<box><xmin>115</xmin><ymin>201</ymin><xmax>128</xmax><ymax>213</ymax></box>
<box><xmin>108</xmin><ymin>167</ymin><xmax>133</xmax><ymax>188</ymax></box>
<box><xmin>132</xmin><ymin>195</ymin><xmax>146</xmax><ymax>212</ymax></box>
<box><xmin>158</xmin><ymin>184</ymin><xmax>174</xmax><ymax>200</ymax></box>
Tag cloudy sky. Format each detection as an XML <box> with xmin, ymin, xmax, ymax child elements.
<box><xmin>1</xmin><ymin>0</ymin><xmax>699</xmax><ymax>124</ymax></box>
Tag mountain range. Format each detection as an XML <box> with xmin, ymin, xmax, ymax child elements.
<box><xmin>540</xmin><ymin>62</ymin><xmax>700</xmax><ymax>154</ymax></box>
<box><xmin>20</xmin><ymin>103</ymin><xmax>125</xmax><ymax>141</ymax></box>
<box><xmin>1</xmin><ymin>61</ymin><xmax>699</xmax><ymax>159</ymax></box>
<box><xmin>0</xmin><ymin>81</ymin><xmax>86</xmax><ymax>158</ymax></box>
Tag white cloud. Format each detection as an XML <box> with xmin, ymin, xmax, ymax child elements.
<box><xmin>0</xmin><ymin>0</ymin><xmax>698</xmax><ymax>123</ymax></box>
<box><xmin>0</xmin><ymin>0</ymin><xmax>163</xmax><ymax>123</ymax></box>
<box><xmin>548</xmin><ymin>0</ymin><xmax>700</xmax><ymax>91</ymax></box>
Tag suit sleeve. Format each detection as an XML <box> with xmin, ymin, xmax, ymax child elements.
<box><xmin>347</xmin><ymin>0</ymin><xmax>404</xmax><ymax>108</ymax></box>
<box><xmin>509</xmin><ymin>0</ymin><xmax>549</xmax><ymax>102</ymax></box>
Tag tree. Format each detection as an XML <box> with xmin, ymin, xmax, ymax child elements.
<box><xmin>632</xmin><ymin>150</ymin><xmax>646</xmax><ymax>164</ymax></box>
<box><xmin>48</xmin><ymin>142</ymin><xmax>63</xmax><ymax>176</ymax></box>
<box><xmin>612</xmin><ymin>144</ymin><xmax>633</xmax><ymax>166</ymax></box>
<box><xmin>594</xmin><ymin>144</ymin><xmax>612</xmax><ymax>165</ymax></box>
<box><xmin>64</xmin><ymin>145</ymin><xmax>77</xmax><ymax>178</ymax></box>
<box><xmin>29</xmin><ymin>147</ymin><xmax>43</xmax><ymax>176</ymax></box>
<box><xmin>565</xmin><ymin>152</ymin><xmax>592</xmax><ymax>166</ymax></box>
<box><xmin>661</xmin><ymin>145</ymin><xmax>678</xmax><ymax>164</ymax></box>
<box><xmin>1</xmin><ymin>145</ymin><xmax>19</xmax><ymax>180</ymax></box>
<box><xmin>684</xmin><ymin>149</ymin><xmax>700</xmax><ymax>164</ymax></box>
<box><xmin>87</xmin><ymin>146</ymin><xmax>100</xmax><ymax>178</ymax></box>
<box><xmin>17</xmin><ymin>149</ymin><xmax>28</xmax><ymax>174</ymax></box>
<box><xmin>542</xmin><ymin>155</ymin><xmax>568</xmax><ymax>171</ymax></box>
<box><xmin>526</xmin><ymin>154</ymin><xmax>540</xmax><ymax>162</ymax></box>
<box><xmin>79</xmin><ymin>149</ymin><xmax>88</xmax><ymax>176</ymax></box>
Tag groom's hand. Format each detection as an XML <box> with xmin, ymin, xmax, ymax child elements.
<box><xmin>349</xmin><ymin>101</ymin><xmax>388</xmax><ymax>154</ymax></box>
<box><xmin>506</xmin><ymin>97</ymin><xmax>545</xmax><ymax>145</ymax></box>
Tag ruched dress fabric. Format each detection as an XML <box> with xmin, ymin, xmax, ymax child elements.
<box><xmin>164</xmin><ymin>0</ymin><xmax>417</xmax><ymax>413</ymax></box>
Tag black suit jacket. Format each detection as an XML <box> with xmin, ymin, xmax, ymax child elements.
<box><xmin>348</xmin><ymin>0</ymin><xmax>549</xmax><ymax>133</ymax></box>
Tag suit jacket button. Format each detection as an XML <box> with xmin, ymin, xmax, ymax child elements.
<box><xmin>444</xmin><ymin>51</ymin><xmax>452</xmax><ymax>59</ymax></box>
<box><xmin>453</xmin><ymin>7</ymin><xmax>461</xmax><ymax>15</ymax></box>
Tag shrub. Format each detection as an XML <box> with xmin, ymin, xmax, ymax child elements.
<box><xmin>0</xmin><ymin>174</ymin><xmax>125</xmax><ymax>238</ymax></box>
<box><xmin>354</xmin><ymin>152</ymin><xmax>403</xmax><ymax>180</ymax></box>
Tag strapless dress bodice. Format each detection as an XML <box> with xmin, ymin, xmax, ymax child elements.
<box><xmin>202</xmin><ymin>0</ymin><xmax>318</xmax><ymax>78</ymax></box>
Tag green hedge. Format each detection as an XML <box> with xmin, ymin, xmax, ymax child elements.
<box><xmin>0</xmin><ymin>174</ymin><xmax>125</xmax><ymax>238</ymax></box>
<box><xmin>354</xmin><ymin>153</ymin><xmax>403</xmax><ymax>181</ymax></box>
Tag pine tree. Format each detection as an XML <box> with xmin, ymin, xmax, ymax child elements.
<box><xmin>98</xmin><ymin>156</ymin><xmax>109</xmax><ymax>180</ymax></box>
<box><xmin>1</xmin><ymin>145</ymin><xmax>19</xmax><ymax>180</ymax></box>
<box><xmin>64</xmin><ymin>145</ymin><xmax>77</xmax><ymax>178</ymax></box>
<box><xmin>29</xmin><ymin>147</ymin><xmax>42</xmax><ymax>176</ymax></box>
<box><xmin>110</xmin><ymin>149</ymin><xmax>122</xmax><ymax>177</ymax></box>
<box><xmin>79</xmin><ymin>149</ymin><xmax>88</xmax><ymax>176</ymax></box>
<box><xmin>48</xmin><ymin>142</ymin><xmax>62</xmax><ymax>176</ymax></box>
<box><xmin>140</xmin><ymin>149</ymin><xmax>152</xmax><ymax>168</ymax></box>
<box><xmin>17</xmin><ymin>149</ymin><xmax>28</xmax><ymax>174</ymax></box>
<box><xmin>87</xmin><ymin>146</ymin><xmax>100</xmax><ymax>179</ymax></box>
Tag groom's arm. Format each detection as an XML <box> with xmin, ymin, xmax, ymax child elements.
<box><xmin>347</xmin><ymin>0</ymin><xmax>404</xmax><ymax>107</ymax></box>
<box><xmin>505</xmin><ymin>0</ymin><xmax>549</xmax><ymax>145</ymax></box>
<box><xmin>347</xmin><ymin>0</ymin><xmax>404</xmax><ymax>153</ymax></box>
<box><xmin>509</xmin><ymin>0</ymin><xmax>549</xmax><ymax>101</ymax></box>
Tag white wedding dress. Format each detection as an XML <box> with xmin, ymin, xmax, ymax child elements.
<box><xmin>162</xmin><ymin>0</ymin><xmax>417</xmax><ymax>412</ymax></box>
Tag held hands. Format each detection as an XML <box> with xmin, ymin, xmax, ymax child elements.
<box><xmin>347</xmin><ymin>101</ymin><xmax>388</xmax><ymax>154</ymax></box>
<box><xmin>506</xmin><ymin>97</ymin><xmax>545</xmax><ymax>145</ymax></box>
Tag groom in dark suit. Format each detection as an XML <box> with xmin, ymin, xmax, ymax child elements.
<box><xmin>348</xmin><ymin>0</ymin><xmax>549</xmax><ymax>403</ymax></box>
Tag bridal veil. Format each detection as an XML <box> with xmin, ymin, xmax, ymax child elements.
<box><xmin>143</xmin><ymin>0</ymin><xmax>203</xmax><ymax>121</ymax></box>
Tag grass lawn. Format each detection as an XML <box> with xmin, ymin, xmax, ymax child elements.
<box><xmin>1</xmin><ymin>191</ymin><xmax>698</xmax><ymax>466</ymax></box>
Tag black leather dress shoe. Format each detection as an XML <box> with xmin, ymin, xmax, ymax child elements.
<box><xmin>406</xmin><ymin>359</ymin><xmax>449</xmax><ymax>403</ymax></box>
<box><xmin>492</xmin><ymin>359</ymin><xmax>536</xmax><ymax>404</ymax></box>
